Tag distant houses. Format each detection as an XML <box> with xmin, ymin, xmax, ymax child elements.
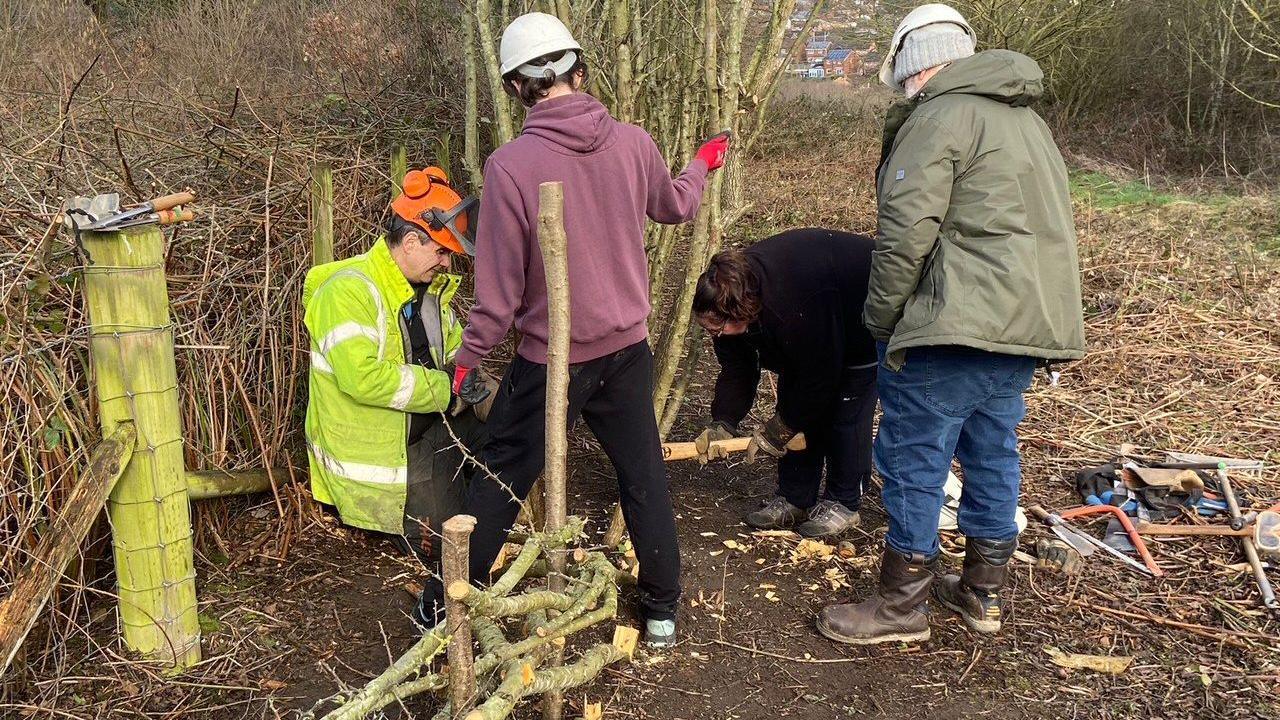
<box><xmin>790</xmin><ymin>37</ymin><xmax>879</xmax><ymax>80</ymax></box>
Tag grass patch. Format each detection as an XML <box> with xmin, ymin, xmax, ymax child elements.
<box><xmin>1070</xmin><ymin>171</ymin><xmax>1179</xmax><ymax>208</ymax></box>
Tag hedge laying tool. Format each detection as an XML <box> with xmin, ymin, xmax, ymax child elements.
<box><xmin>661</xmin><ymin>433</ymin><xmax>806</xmax><ymax>462</ymax></box>
<box><xmin>1217</xmin><ymin>465</ymin><xmax>1278</xmax><ymax>610</ymax></box>
<box><xmin>63</xmin><ymin>191</ymin><xmax>196</xmax><ymax>232</ymax></box>
<box><xmin>1027</xmin><ymin>505</ymin><xmax>1161</xmax><ymax>577</ymax></box>
<box><xmin>1058</xmin><ymin>504</ymin><xmax>1163</xmax><ymax>575</ymax></box>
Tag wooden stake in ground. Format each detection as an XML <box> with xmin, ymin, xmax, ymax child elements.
<box><xmin>390</xmin><ymin>145</ymin><xmax>408</xmax><ymax>198</ymax></box>
<box><xmin>444</xmin><ymin>514</ymin><xmax>479</xmax><ymax>715</ymax></box>
<box><xmin>81</xmin><ymin>223</ymin><xmax>201</xmax><ymax>667</ymax></box>
<box><xmin>0</xmin><ymin>422</ymin><xmax>135</xmax><ymax>675</ymax></box>
<box><xmin>310</xmin><ymin>162</ymin><xmax>334</xmax><ymax>265</ymax></box>
<box><xmin>537</xmin><ymin>181</ymin><xmax>570</xmax><ymax>720</ymax></box>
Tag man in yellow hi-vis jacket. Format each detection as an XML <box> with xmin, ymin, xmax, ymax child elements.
<box><xmin>303</xmin><ymin>166</ymin><xmax>494</xmax><ymax>570</ymax></box>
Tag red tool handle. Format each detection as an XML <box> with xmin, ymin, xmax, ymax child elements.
<box><xmin>149</xmin><ymin>191</ymin><xmax>196</xmax><ymax>212</ymax></box>
<box><xmin>1060</xmin><ymin>504</ymin><xmax>1165</xmax><ymax>576</ymax></box>
<box><xmin>156</xmin><ymin>208</ymin><xmax>196</xmax><ymax>225</ymax></box>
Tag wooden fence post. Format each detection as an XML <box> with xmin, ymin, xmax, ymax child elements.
<box><xmin>443</xmin><ymin>514</ymin><xmax>478</xmax><ymax>716</ymax></box>
<box><xmin>537</xmin><ymin>181</ymin><xmax>570</xmax><ymax>720</ymax></box>
<box><xmin>80</xmin><ymin>223</ymin><xmax>201</xmax><ymax>668</ymax></box>
<box><xmin>0</xmin><ymin>422</ymin><xmax>136</xmax><ymax>674</ymax></box>
<box><xmin>311</xmin><ymin>163</ymin><xmax>334</xmax><ymax>265</ymax></box>
<box><xmin>390</xmin><ymin>145</ymin><xmax>408</xmax><ymax>199</ymax></box>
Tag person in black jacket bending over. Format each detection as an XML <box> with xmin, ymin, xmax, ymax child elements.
<box><xmin>692</xmin><ymin>228</ymin><xmax>878</xmax><ymax>538</ymax></box>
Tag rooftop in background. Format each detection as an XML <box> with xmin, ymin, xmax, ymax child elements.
<box><xmin>827</xmin><ymin>48</ymin><xmax>853</xmax><ymax>62</ymax></box>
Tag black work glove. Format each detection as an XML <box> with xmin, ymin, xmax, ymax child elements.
<box><xmin>745</xmin><ymin>414</ymin><xmax>796</xmax><ymax>463</ymax></box>
<box><xmin>449</xmin><ymin>366</ymin><xmax>492</xmax><ymax>416</ymax></box>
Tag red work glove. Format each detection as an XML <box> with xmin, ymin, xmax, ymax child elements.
<box><xmin>695</xmin><ymin>132</ymin><xmax>731</xmax><ymax>171</ymax></box>
<box><xmin>452</xmin><ymin>365</ymin><xmax>470</xmax><ymax>394</ymax></box>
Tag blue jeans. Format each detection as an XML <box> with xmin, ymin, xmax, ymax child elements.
<box><xmin>874</xmin><ymin>343</ymin><xmax>1035</xmax><ymax>557</ymax></box>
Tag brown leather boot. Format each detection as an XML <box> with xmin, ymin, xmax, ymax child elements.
<box><xmin>934</xmin><ymin>537</ymin><xmax>1016</xmax><ymax>633</ymax></box>
<box><xmin>817</xmin><ymin>547</ymin><xmax>936</xmax><ymax>645</ymax></box>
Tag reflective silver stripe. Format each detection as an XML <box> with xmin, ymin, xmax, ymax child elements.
<box><xmin>311</xmin><ymin>351</ymin><xmax>333</xmax><ymax>373</ymax></box>
<box><xmin>320</xmin><ymin>322</ymin><xmax>380</xmax><ymax>354</ymax></box>
<box><xmin>309</xmin><ymin>443</ymin><xmax>405</xmax><ymax>486</ymax></box>
<box><xmin>389</xmin><ymin>365</ymin><xmax>417</xmax><ymax>410</ymax></box>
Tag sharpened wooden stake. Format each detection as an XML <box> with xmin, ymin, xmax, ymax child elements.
<box><xmin>443</xmin><ymin>514</ymin><xmax>478</xmax><ymax>716</ymax></box>
<box><xmin>538</xmin><ymin>181</ymin><xmax>570</xmax><ymax>720</ymax></box>
<box><xmin>0</xmin><ymin>422</ymin><xmax>136</xmax><ymax>675</ymax></box>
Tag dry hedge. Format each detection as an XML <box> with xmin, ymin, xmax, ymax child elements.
<box><xmin>1</xmin><ymin>0</ymin><xmax>466</xmax><ymax>686</ymax></box>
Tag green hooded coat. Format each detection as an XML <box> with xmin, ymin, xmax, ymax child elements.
<box><xmin>866</xmin><ymin>50</ymin><xmax>1085</xmax><ymax>369</ymax></box>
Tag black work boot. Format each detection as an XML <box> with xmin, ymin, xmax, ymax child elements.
<box><xmin>934</xmin><ymin>537</ymin><xmax>1016</xmax><ymax>633</ymax></box>
<box><xmin>817</xmin><ymin>547</ymin><xmax>937</xmax><ymax>645</ymax></box>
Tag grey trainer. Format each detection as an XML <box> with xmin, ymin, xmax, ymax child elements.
<box><xmin>744</xmin><ymin>496</ymin><xmax>807</xmax><ymax>530</ymax></box>
<box><xmin>645</xmin><ymin>618</ymin><xmax>677</xmax><ymax>647</ymax></box>
<box><xmin>797</xmin><ymin>499</ymin><xmax>861</xmax><ymax>538</ymax></box>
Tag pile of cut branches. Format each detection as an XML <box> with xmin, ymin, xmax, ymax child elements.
<box><xmin>313</xmin><ymin>517</ymin><xmax>636</xmax><ymax>720</ymax></box>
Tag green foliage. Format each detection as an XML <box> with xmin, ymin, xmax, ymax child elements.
<box><xmin>1069</xmin><ymin>172</ymin><xmax>1178</xmax><ymax>209</ymax></box>
<box><xmin>197</xmin><ymin>612</ymin><xmax>222</xmax><ymax>634</ymax></box>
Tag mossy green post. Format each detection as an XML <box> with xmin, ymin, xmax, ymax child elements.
<box><xmin>81</xmin><ymin>223</ymin><xmax>201</xmax><ymax>668</ymax></box>
<box><xmin>390</xmin><ymin>145</ymin><xmax>408</xmax><ymax>199</ymax></box>
<box><xmin>311</xmin><ymin>163</ymin><xmax>335</xmax><ymax>265</ymax></box>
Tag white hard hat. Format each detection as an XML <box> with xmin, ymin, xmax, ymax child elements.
<box><xmin>499</xmin><ymin>12</ymin><xmax>583</xmax><ymax>78</ymax></box>
<box><xmin>878</xmin><ymin>3</ymin><xmax>975</xmax><ymax>90</ymax></box>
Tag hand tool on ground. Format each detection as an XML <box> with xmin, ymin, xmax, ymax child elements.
<box><xmin>1058</xmin><ymin>504</ymin><xmax>1163</xmax><ymax>576</ymax></box>
<box><xmin>661</xmin><ymin>433</ymin><xmax>805</xmax><ymax>462</ymax></box>
<box><xmin>1255</xmin><ymin>511</ymin><xmax>1280</xmax><ymax>559</ymax></box>
<box><xmin>1135</xmin><ymin>522</ymin><xmax>1252</xmax><ymax>537</ymax></box>
<box><xmin>69</xmin><ymin>191</ymin><xmax>197</xmax><ymax>231</ymax></box>
<box><xmin>1217</xmin><ymin>465</ymin><xmax>1279</xmax><ymax>610</ymax></box>
<box><xmin>1027</xmin><ymin>505</ymin><xmax>1161</xmax><ymax>577</ymax></box>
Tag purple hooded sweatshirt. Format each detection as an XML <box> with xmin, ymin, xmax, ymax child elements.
<box><xmin>454</xmin><ymin>93</ymin><xmax>709</xmax><ymax>368</ymax></box>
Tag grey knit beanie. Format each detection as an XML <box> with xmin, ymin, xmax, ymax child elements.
<box><xmin>892</xmin><ymin>22</ymin><xmax>975</xmax><ymax>88</ymax></box>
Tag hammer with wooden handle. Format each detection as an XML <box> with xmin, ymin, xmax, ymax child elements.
<box><xmin>660</xmin><ymin>433</ymin><xmax>807</xmax><ymax>462</ymax></box>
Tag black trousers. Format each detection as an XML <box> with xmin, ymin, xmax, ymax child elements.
<box><xmin>402</xmin><ymin>409</ymin><xmax>488</xmax><ymax>565</ymax></box>
<box><xmin>430</xmin><ymin>340</ymin><xmax>681</xmax><ymax>621</ymax></box>
<box><xmin>777</xmin><ymin>365</ymin><xmax>878</xmax><ymax>511</ymax></box>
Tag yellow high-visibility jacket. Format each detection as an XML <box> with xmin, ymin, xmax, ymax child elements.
<box><xmin>302</xmin><ymin>237</ymin><xmax>462</xmax><ymax>533</ymax></box>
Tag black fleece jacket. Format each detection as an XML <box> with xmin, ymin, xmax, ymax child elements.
<box><xmin>710</xmin><ymin>228</ymin><xmax>877</xmax><ymax>433</ymax></box>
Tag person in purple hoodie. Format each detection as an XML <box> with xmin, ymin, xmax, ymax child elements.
<box><xmin>417</xmin><ymin>12</ymin><xmax>729</xmax><ymax>646</ymax></box>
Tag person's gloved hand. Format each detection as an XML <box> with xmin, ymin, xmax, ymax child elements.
<box><xmin>694</xmin><ymin>421</ymin><xmax>736</xmax><ymax>465</ymax></box>
<box><xmin>745</xmin><ymin>414</ymin><xmax>796</xmax><ymax>464</ymax></box>
<box><xmin>449</xmin><ymin>366</ymin><xmax>491</xmax><ymax>416</ymax></box>
<box><xmin>695</xmin><ymin>132</ymin><xmax>731</xmax><ymax>171</ymax></box>
<box><xmin>471</xmin><ymin>370</ymin><xmax>501</xmax><ymax>422</ymax></box>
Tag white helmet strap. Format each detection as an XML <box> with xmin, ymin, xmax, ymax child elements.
<box><xmin>515</xmin><ymin>50</ymin><xmax>578</xmax><ymax>80</ymax></box>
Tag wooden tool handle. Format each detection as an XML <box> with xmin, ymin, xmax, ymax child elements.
<box><xmin>156</xmin><ymin>208</ymin><xmax>196</xmax><ymax>225</ymax></box>
<box><xmin>149</xmin><ymin>191</ymin><xmax>196</xmax><ymax>211</ymax></box>
<box><xmin>1027</xmin><ymin>505</ymin><xmax>1052</xmax><ymax>522</ymax></box>
<box><xmin>662</xmin><ymin>437</ymin><xmax>750</xmax><ymax>462</ymax></box>
<box><xmin>1135</xmin><ymin>523</ymin><xmax>1250</xmax><ymax>537</ymax></box>
<box><xmin>660</xmin><ymin>432</ymin><xmax>809</xmax><ymax>462</ymax></box>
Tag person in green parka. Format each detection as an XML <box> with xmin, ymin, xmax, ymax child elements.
<box><xmin>303</xmin><ymin>166</ymin><xmax>496</xmax><ymax>568</ymax></box>
<box><xmin>817</xmin><ymin>4</ymin><xmax>1085</xmax><ymax>646</ymax></box>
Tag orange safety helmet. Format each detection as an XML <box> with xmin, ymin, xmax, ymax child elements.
<box><xmin>390</xmin><ymin>167</ymin><xmax>478</xmax><ymax>256</ymax></box>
